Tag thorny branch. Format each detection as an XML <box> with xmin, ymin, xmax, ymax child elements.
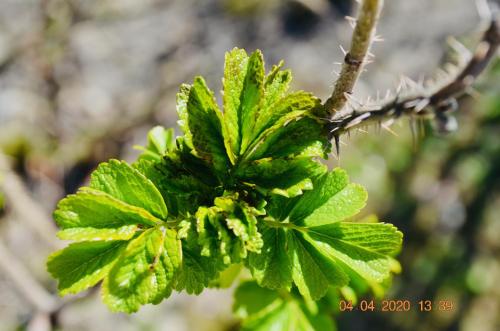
<box><xmin>323</xmin><ymin>0</ymin><xmax>383</xmax><ymax>117</ymax></box>
<box><xmin>327</xmin><ymin>14</ymin><xmax>500</xmax><ymax>150</ymax></box>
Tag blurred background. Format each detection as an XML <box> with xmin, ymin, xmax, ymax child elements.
<box><xmin>0</xmin><ymin>0</ymin><xmax>498</xmax><ymax>330</ymax></box>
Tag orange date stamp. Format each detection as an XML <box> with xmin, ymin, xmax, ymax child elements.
<box><xmin>339</xmin><ymin>299</ymin><xmax>454</xmax><ymax>312</ymax></box>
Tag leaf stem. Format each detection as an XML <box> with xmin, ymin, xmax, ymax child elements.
<box><xmin>263</xmin><ymin>219</ymin><xmax>307</xmax><ymax>232</ymax></box>
<box><xmin>323</xmin><ymin>0</ymin><xmax>383</xmax><ymax>117</ymax></box>
<box><xmin>165</xmin><ymin>219</ymin><xmax>183</xmax><ymax>228</ymax></box>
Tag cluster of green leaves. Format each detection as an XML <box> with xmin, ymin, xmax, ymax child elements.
<box><xmin>47</xmin><ymin>48</ymin><xmax>403</xmax><ymax>325</ymax></box>
<box><xmin>234</xmin><ymin>281</ymin><xmax>336</xmax><ymax>331</ymax></box>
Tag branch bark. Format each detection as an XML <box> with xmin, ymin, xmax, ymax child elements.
<box><xmin>323</xmin><ymin>0</ymin><xmax>383</xmax><ymax>117</ymax></box>
<box><xmin>327</xmin><ymin>16</ymin><xmax>499</xmax><ymax>138</ymax></box>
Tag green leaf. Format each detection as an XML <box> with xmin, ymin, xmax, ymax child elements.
<box><xmin>57</xmin><ymin>226</ymin><xmax>138</xmax><ymax>241</ymax></box>
<box><xmin>256</xmin><ymin>219</ymin><xmax>402</xmax><ymax>301</ymax></box>
<box><xmin>209</xmin><ymin>263</ymin><xmax>242</xmax><ymax>289</ymax></box>
<box><xmin>174</xmin><ymin>245</ymin><xmax>220</xmax><ymax>295</ymax></box>
<box><xmin>336</xmin><ymin>259</ymin><xmax>398</xmax><ymax>299</ymax></box>
<box><xmin>176</xmin><ymin>84</ymin><xmax>194</xmax><ymax>149</ymax></box>
<box><xmin>301</xmin><ymin>183</ymin><xmax>366</xmax><ymax>227</ymax></box>
<box><xmin>245</xmin><ymin>93</ymin><xmax>325</xmax><ymax>161</ymax></box>
<box><xmin>252</xmin><ymin>92</ymin><xmax>316</xmax><ymax>146</ymax></box>
<box><xmin>307</xmin><ymin>222</ymin><xmax>403</xmax><ymax>283</ymax></box>
<box><xmin>287</xmin><ymin>168</ymin><xmax>367</xmax><ymax>226</ymax></box>
<box><xmin>90</xmin><ymin>160</ymin><xmax>168</xmax><ymax>219</ymax></box>
<box><xmin>222</xmin><ymin>49</ymin><xmax>265</xmax><ymax>156</ymax></box>
<box><xmin>135</xmin><ymin>157</ymin><xmax>215</xmax><ymax>216</ymax></box>
<box><xmin>258</xmin><ymin>169</ymin><xmax>402</xmax><ymax>300</ymax></box>
<box><xmin>185</xmin><ymin>77</ymin><xmax>230</xmax><ymax>174</ymax></box>
<box><xmin>308</xmin><ymin>222</ymin><xmax>403</xmax><ymax>256</ymax></box>
<box><xmin>239</xmin><ymin>50</ymin><xmax>265</xmax><ymax>153</ymax></box>
<box><xmin>236</xmin><ymin>158</ymin><xmax>326</xmax><ymax>197</ymax></box>
<box><xmin>174</xmin><ymin>226</ymin><xmax>220</xmax><ymax>295</ymax></box>
<box><xmin>47</xmin><ymin>241</ymin><xmax>127</xmax><ymax>295</ymax></box>
<box><xmin>222</xmin><ymin>48</ymin><xmax>249</xmax><ymax>156</ymax></box>
<box><xmin>262</xmin><ymin>61</ymin><xmax>291</xmax><ymax>110</ymax></box>
<box><xmin>288</xmin><ymin>231</ymin><xmax>349</xmax><ymax>300</ymax></box>
<box><xmin>136</xmin><ymin>126</ymin><xmax>175</xmax><ymax>161</ymax></box>
<box><xmin>195</xmin><ymin>195</ymin><xmax>263</xmax><ymax>265</ymax></box>
<box><xmin>54</xmin><ymin>188</ymin><xmax>161</xmax><ymax>238</ymax></box>
<box><xmin>248</xmin><ymin>226</ymin><xmax>292</xmax><ymax>290</ymax></box>
<box><xmin>234</xmin><ymin>281</ymin><xmax>285</xmax><ymax>319</ymax></box>
<box><xmin>234</xmin><ymin>281</ymin><xmax>335</xmax><ymax>331</ymax></box>
<box><xmin>253</xmin><ymin>116</ymin><xmax>329</xmax><ymax>160</ymax></box>
<box><xmin>102</xmin><ymin>227</ymin><xmax>181</xmax><ymax>313</ymax></box>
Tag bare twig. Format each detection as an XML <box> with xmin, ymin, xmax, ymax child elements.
<box><xmin>0</xmin><ymin>154</ymin><xmax>60</xmax><ymax>249</ymax></box>
<box><xmin>0</xmin><ymin>238</ymin><xmax>60</xmax><ymax>313</ymax></box>
<box><xmin>328</xmin><ymin>15</ymin><xmax>499</xmax><ymax>138</ymax></box>
<box><xmin>323</xmin><ymin>0</ymin><xmax>383</xmax><ymax>117</ymax></box>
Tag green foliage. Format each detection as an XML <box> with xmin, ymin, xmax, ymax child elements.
<box><xmin>135</xmin><ymin>126</ymin><xmax>176</xmax><ymax>161</ymax></box>
<box><xmin>102</xmin><ymin>227</ymin><xmax>181</xmax><ymax>312</ymax></box>
<box><xmin>248</xmin><ymin>169</ymin><xmax>402</xmax><ymax>301</ymax></box>
<box><xmin>234</xmin><ymin>281</ymin><xmax>335</xmax><ymax>331</ymax></box>
<box><xmin>47</xmin><ymin>47</ymin><xmax>403</xmax><ymax>325</ymax></box>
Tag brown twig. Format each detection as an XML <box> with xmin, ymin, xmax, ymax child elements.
<box><xmin>323</xmin><ymin>0</ymin><xmax>383</xmax><ymax>117</ymax></box>
<box><xmin>327</xmin><ymin>15</ymin><xmax>499</xmax><ymax>140</ymax></box>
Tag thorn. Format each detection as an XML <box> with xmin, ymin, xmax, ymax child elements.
<box><xmin>399</xmin><ymin>75</ymin><xmax>410</xmax><ymax>91</ymax></box>
<box><xmin>333</xmin><ymin>61</ymin><xmax>342</xmax><ymax>66</ymax></box>
<box><xmin>344</xmin><ymin>101</ymin><xmax>353</xmax><ymax>113</ymax></box>
<box><xmin>403</xmin><ymin>76</ymin><xmax>423</xmax><ymax>92</ymax></box>
<box><xmin>382</xmin><ymin>122</ymin><xmax>398</xmax><ymax>137</ymax></box>
<box><xmin>385</xmin><ymin>89</ymin><xmax>392</xmax><ymax>100</ymax></box>
<box><xmin>339</xmin><ymin>45</ymin><xmax>348</xmax><ymax>56</ymax></box>
<box><xmin>345</xmin><ymin>112</ymin><xmax>371</xmax><ymax>129</ymax></box>
<box><xmin>444</xmin><ymin>62</ymin><xmax>461</xmax><ymax>78</ymax></box>
<box><xmin>334</xmin><ymin>135</ymin><xmax>340</xmax><ymax>157</ymax></box>
<box><xmin>373</xmin><ymin>34</ymin><xmax>385</xmax><ymax>42</ymax></box>
<box><xmin>404</xmin><ymin>99</ymin><xmax>421</xmax><ymax>109</ymax></box>
<box><xmin>344</xmin><ymin>92</ymin><xmax>364</xmax><ymax>108</ymax></box>
<box><xmin>384</xmin><ymin>118</ymin><xmax>395</xmax><ymax>127</ymax></box>
<box><xmin>345</xmin><ymin>16</ymin><xmax>357</xmax><ymax>29</ymax></box>
<box><xmin>447</xmin><ymin>36</ymin><xmax>472</xmax><ymax>62</ymax></box>
<box><xmin>358</xmin><ymin>128</ymin><xmax>368</xmax><ymax>134</ymax></box>
<box><xmin>415</xmin><ymin>98</ymin><xmax>430</xmax><ymax>112</ymax></box>
<box><xmin>436</xmin><ymin>68</ymin><xmax>449</xmax><ymax>81</ymax></box>
<box><xmin>409</xmin><ymin>118</ymin><xmax>418</xmax><ymax>150</ymax></box>
<box><xmin>465</xmin><ymin>86</ymin><xmax>482</xmax><ymax>100</ymax></box>
<box><xmin>364</xmin><ymin>58</ymin><xmax>374</xmax><ymax>65</ymax></box>
<box><xmin>396</xmin><ymin>78</ymin><xmax>404</xmax><ymax>94</ymax></box>
<box><xmin>418</xmin><ymin>74</ymin><xmax>425</xmax><ymax>88</ymax></box>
